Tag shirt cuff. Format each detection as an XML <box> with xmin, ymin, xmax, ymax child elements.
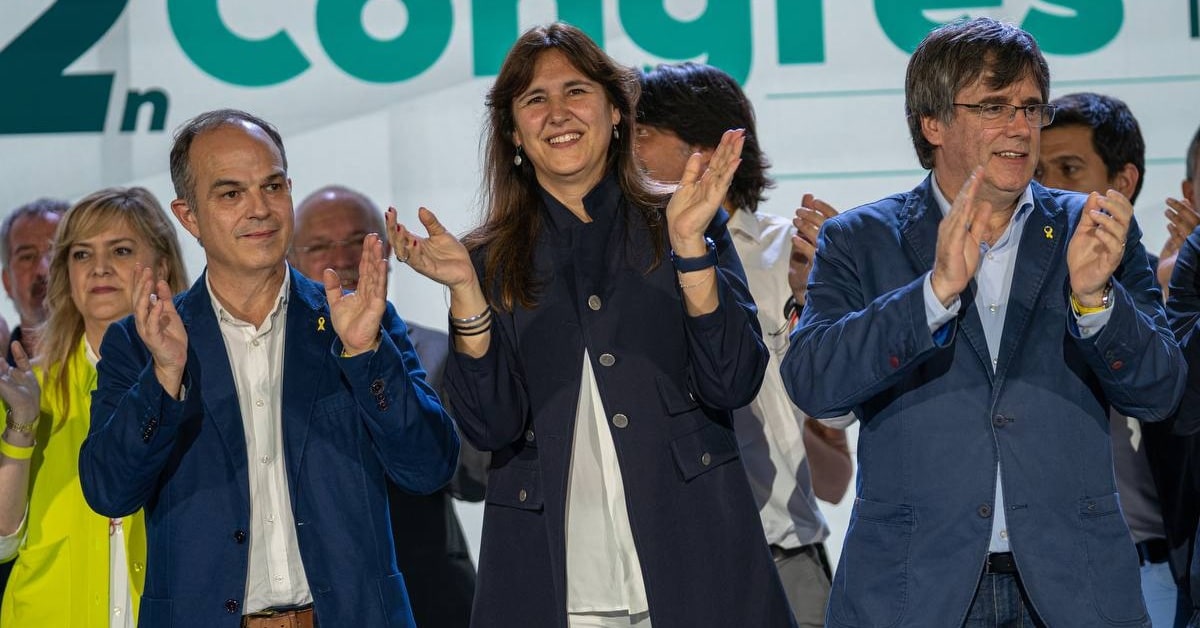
<box><xmin>1074</xmin><ymin>303</ymin><xmax>1113</xmax><ymax>339</ymax></box>
<box><xmin>923</xmin><ymin>272</ymin><xmax>960</xmax><ymax>335</ymax></box>
<box><xmin>0</xmin><ymin>507</ymin><xmax>27</xmax><ymax>562</ymax></box>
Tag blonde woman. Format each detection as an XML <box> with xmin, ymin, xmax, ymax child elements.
<box><xmin>0</xmin><ymin>187</ymin><xmax>188</xmax><ymax>626</ymax></box>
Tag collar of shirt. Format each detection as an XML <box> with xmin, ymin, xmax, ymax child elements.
<box><xmin>206</xmin><ymin>269</ymin><xmax>291</xmax><ymax>332</ymax></box>
<box><xmin>726</xmin><ymin>206</ymin><xmax>762</xmax><ymax>243</ymax></box>
<box><xmin>929</xmin><ymin>173</ymin><xmax>1034</xmax><ymax>253</ymax></box>
<box><xmin>539</xmin><ymin>171</ymin><xmax>622</xmax><ymax>234</ymax></box>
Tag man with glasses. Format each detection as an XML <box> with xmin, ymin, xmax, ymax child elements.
<box><xmin>289</xmin><ymin>184</ymin><xmax>483</xmax><ymax>628</ymax></box>
<box><xmin>782</xmin><ymin>17</ymin><xmax>1184</xmax><ymax>627</ymax></box>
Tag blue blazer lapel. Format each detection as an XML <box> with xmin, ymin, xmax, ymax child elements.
<box><xmin>900</xmin><ymin>178</ymin><xmax>993</xmax><ymax>381</ymax></box>
<box><xmin>177</xmin><ymin>271</ymin><xmax>250</xmax><ymax>506</ymax></box>
<box><xmin>994</xmin><ymin>185</ymin><xmax>1067</xmax><ymax>385</ymax></box>
<box><xmin>281</xmin><ymin>269</ymin><xmax>333</xmax><ymax>494</ymax></box>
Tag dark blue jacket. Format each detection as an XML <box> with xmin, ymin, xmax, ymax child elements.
<box><xmin>80</xmin><ymin>267</ymin><xmax>460</xmax><ymax>627</ymax></box>
<box><xmin>444</xmin><ymin>176</ymin><xmax>795</xmax><ymax>628</ymax></box>
<box><xmin>783</xmin><ymin>177</ymin><xmax>1185</xmax><ymax>627</ymax></box>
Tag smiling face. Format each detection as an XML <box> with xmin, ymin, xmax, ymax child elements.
<box><xmin>68</xmin><ymin>217</ymin><xmax>166</xmax><ymax>347</ymax></box>
<box><xmin>171</xmin><ymin>122</ymin><xmax>293</xmax><ymax>285</ymax></box>
<box><xmin>923</xmin><ymin>73</ymin><xmax>1044</xmax><ymax>210</ymax></box>
<box><xmin>510</xmin><ymin>49</ymin><xmax>621</xmax><ymax>200</ymax></box>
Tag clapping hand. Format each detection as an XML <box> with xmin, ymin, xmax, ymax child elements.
<box><xmin>132</xmin><ymin>264</ymin><xmax>187</xmax><ymax>399</ymax></box>
<box><xmin>326</xmin><ymin>233</ymin><xmax>388</xmax><ymax>357</ymax></box>
<box><xmin>665</xmin><ymin>129</ymin><xmax>745</xmax><ymax>255</ymax></box>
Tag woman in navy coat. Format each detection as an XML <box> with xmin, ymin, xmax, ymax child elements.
<box><xmin>386</xmin><ymin>22</ymin><xmax>795</xmax><ymax>628</ymax></box>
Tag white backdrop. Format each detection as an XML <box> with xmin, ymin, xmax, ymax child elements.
<box><xmin>2</xmin><ymin>0</ymin><xmax>1198</xmax><ymax>567</ymax></box>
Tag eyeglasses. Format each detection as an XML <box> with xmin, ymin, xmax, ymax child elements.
<box><xmin>953</xmin><ymin>103</ymin><xmax>1056</xmax><ymax>128</ymax></box>
<box><xmin>293</xmin><ymin>233</ymin><xmax>366</xmax><ymax>259</ymax></box>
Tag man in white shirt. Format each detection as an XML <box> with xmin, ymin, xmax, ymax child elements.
<box><xmin>635</xmin><ymin>62</ymin><xmax>853</xmax><ymax>627</ymax></box>
<box><xmin>79</xmin><ymin>109</ymin><xmax>460</xmax><ymax>628</ymax></box>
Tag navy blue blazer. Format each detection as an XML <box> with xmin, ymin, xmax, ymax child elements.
<box><xmin>782</xmin><ymin>177</ymin><xmax>1185</xmax><ymax>628</ymax></box>
<box><xmin>79</xmin><ymin>267</ymin><xmax>460</xmax><ymax>627</ymax></box>
<box><xmin>1164</xmin><ymin>228</ymin><xmax>1200</xmax><ymax>609</ymax></box>
<box><xmin>443</xmin><ymin>177</ymin><xmax>796</xmax><ymax>628</ymax></box>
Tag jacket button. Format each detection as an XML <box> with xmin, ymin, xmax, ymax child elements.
<box><xmin>377</xmin><ymin>399</ymin><xmax>389</xmax><ymax>411</ymax></box>
<box><xmin>611</xmin><ymin>413</ymin><xmax>629</xmax><ymax>428</ymax></box>
<box><xmin>233</xmin><ymin>530</ymin><xmax>246</xmax><ymax>544</ymax></box>
<box><xmin>598</xmin><ymin>353</ymin><xmax>616</xmax><ymax>367</ymax></box>
<box><xmin>978</xmin><ymin>504</ymin><xmax>992</xmax><ymax>518</ymax></box>
<box><xmin>993</xmin><ymin>414</ymin><xmax>1007</xmax><ymax>427</ymax></box>
<box><xmin>224</xmin><ymin>599</ymin><xmax>239</xmax><ymax>613</ymax></box>
<box><xmin>525</xmin><ymin>429</ymin><xmax>535</xmax><ymax>442</ymax></box>
<box><xmin>518</xmin><ymin>489</ymin><xmax>528</xmax><ymax>502</ymax></box>
<box><xmin>587</xmin><ymin>295</ymin><xmax>602</xmax><ymax>311</ymax></box>
<box><xmin>700</xmin><ymin>452</ymin><xmax>712</xmax><ymax>466</ymax></box>
<box><xmin>132</xmin><ymin>562</ymin><xmax>144</xmax><ymax>573</ymax></box>
<box><xmin>370</xmin><ymin>379</ymin><xmax>384</xmax><ymax>395</ymax></box>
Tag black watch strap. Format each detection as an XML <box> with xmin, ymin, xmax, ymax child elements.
<box><xmin>670</xmin><ymin>237</ymin><xmax>718</xmax><ymax>273</ymax></box>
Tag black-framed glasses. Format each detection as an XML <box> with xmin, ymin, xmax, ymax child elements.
<box><xmin>953</xmin><ymin>103</ymin><xmax>1056</xmax><ymax>128</ymax></box>
<box><xmin>293</xmin><ymin>233</ymin><xmax>367</xmax><ymax>259</ymax></box>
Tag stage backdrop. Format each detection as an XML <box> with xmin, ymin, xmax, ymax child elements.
<box><xmin>2</xmin><ymin>0</ymin><xmax>1198</xmax><ymax>567</ymax></box>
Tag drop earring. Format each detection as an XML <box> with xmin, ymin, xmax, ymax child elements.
<box><xmin>513</xmin><ymin>145</ymin><xmax>524</xmax><ymax>167</ymax></box>
<box><xmin>612</xmin><ymin>125</ymin><xmax>620</xmax><ymax>140</ymax></box>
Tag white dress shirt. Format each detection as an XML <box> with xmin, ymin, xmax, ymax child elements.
<box><xmin>728</xmin><ymin>208</ymin><xmax>837</xmax><ymax>548</ymax></box>
<box><xmin>208</xmin><ymin>273</ymin><xmax>312</xmax><ymax>613</ymax></box>
<box><xmin>564</xmin><ymin>350</ymin><xmax>649</xmax><ymax>615</ymax></box>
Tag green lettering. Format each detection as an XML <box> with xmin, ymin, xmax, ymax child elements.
<box><xmin>471</xmin><ymin>0</ymin><xmax>604</xmax><ymax>77</ymax></box>
<box><xmin>777</xmin><ymin>0</ymin><xmax>825</xmax><ymax>64</ymax></box>
<box><xmin>619</xmin><ymin>0</ymin><xmax>752</xmax><ymax>84</ymax></box>
<box><xmin>1022</xmin><ymin>0</ymin><xmax>1123</xmax><ymax>55</ymax></box>
<box><xmin>168</xmin><ymin>0</ymin><xmax>309</xmax><ymax>87</ymax></box>
<box><xmin>317</xmin><ymin>0</ymin><xmax>452</xmax><ymax>83</ymax></box>
<box><xmin>874</xmin><ymin>1</ymin><xmax>1001</xmax><ymax>54</ymax></box>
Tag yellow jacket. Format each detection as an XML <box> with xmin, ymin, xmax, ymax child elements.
<box><xmin>1</xmin><ymin>337</ymin><xmax>146</xmax><ymax>626</ymax></box>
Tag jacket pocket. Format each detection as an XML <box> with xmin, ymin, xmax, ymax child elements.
<box><xmin>1079</xmin><ymin>493</ymin><xmax>1148</xmax><ymax>624</ymax></box>
<box><xmin>484</xmin><ymin>465</ymin><xmax>544</xmax><ymax>511</ymax></box>
<box><xmin>377</xmin><ymin>572</ymin><xmax>415</xmax><ymax>625</ymax></box>
<box><xmin>670</xmin><ymin>422</ymin><xmax>739</xmax><ymax>481</ymax></box>
<box><xmin>655</xmin><ymin>374</ymin><xmax>699</xmax><ymax>416</ymax></box>
<box><xmin>830</xmin><ymin>498</ymin><xmax>914</xmax><ymax>627</ymax></box>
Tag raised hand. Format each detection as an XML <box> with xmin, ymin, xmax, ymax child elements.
<box><xmin>326</xmin><ymin>234</ymin><xmax>389</xmax><ymax>356</ymax></box>
<box><xmin>1068</xmin><ymin>189</ymin><xmax>1133</xmax><ymax>305</ymax></box>
<box><xmin>386</xmin><ymin>207</ymin><xmax>479</xmax><ymax>291</ymax></box>
<box><xmin>0</xmin><ymin>341</ymin><xmax>40</xmax><ymax>437</ymax></box>
<box><xmin>131</xmin><ymin>264</ymin><xmax>187</xmax><ymax>399</ymax></box>
<box><xmin>665</xmin><ymin>128</ymin><xmax>745</xmax><ymax>255</ymax></box>
<box><xmin>790</xmin><ymin>194</ymin><xmax>839</xmax><ymax>304</ymax></box>
<box><xmin>930</xmin><ymin>168</ymin><xmax>990</xmax><ymax>307</ymax></box>
<box><xmin>1160</xmin><ymin>196</ymin><xmax>1200</xmax><ymax>260</ymax></box>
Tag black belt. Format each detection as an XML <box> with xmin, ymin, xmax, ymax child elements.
<box><xmin>985</xmin><ymin>552</ymin><xmax>1018</xmax><ymax>574</ymax></box>
<box><xmin>1136</xmin><ymin>538</ymin><xmax>1169</xmax><ymax>565</ymax></box>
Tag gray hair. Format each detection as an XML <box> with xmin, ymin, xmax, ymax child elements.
<box><xmin>1</xmin><ymin>198</ymin><xmax>68</xmax><ymax>266</ymax></box>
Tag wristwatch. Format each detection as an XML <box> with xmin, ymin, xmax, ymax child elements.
<box><xmin>670</xmin><ymin>237</ymin><xmax>718</xmax><ymax>273</ymax></box>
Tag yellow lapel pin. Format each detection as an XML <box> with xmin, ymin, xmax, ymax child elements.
<box><xmin>316</xmin><ymin>316</ymin><xmax>326</xmax><ymax>331</ymax></box>
<box><xmin>1044</xmin><ymin>226</ymin><xmax>1054</xmax><ymax>239</ymax></box>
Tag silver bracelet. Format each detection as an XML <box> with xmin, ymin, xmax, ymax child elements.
<box><xmin>450</xmin><ymin>307</ymin><xmax>491</xmax><ymax>326</ymax></box>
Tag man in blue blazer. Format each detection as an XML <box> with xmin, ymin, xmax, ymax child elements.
<box><xmin>79</xmin><ymin>109</ymin><xmax>460</xmax><ymax>627</ymax></box>
<box><xmin>782</xmin><ymin>18</ymin><xmax>1185</xmax><ymax>627</ymax></box>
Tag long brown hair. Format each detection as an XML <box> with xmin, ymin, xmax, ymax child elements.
<box><xmin>465</xmin><ymin>22</ymin><xmax>668</xmax><ymax>310</ymax></box>
<box><xmin>39</xmin><ymin>187</ymin><xmax>189</xmax><ymax>419</ymax></box>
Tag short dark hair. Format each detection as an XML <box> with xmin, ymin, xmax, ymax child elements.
<box><xmin>1</xmin><ymin>198</ymin><xmax>67</xmax><ymax>266</ymax></box>
<box><xmin>905</xmin><ymin>17</ymin><xmax>1050</xmax><ymax>170</ymax></box>
<box><xmin>637</xmin><ymin>62</ymin><xmax>774</xmax><ymax>213</ymax></box>
<box><xmin>1188</xmin><ymin>123</ymin><xmax>1200</xmax><ymax>184</ymax></box>
<box><xmin>169</xmin><ymin>109</ymin><xmax>288</xmax><ymax>208</ymax></box>
<box><xmin>1046</xmin><ymin>92</ymin><xmax>1146</xmax><ymax>203</ymax></box>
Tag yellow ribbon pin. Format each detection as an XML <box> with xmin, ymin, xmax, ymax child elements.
<box><xmin>1044</xmin><ymin>226</ymin><xmax>1054</xmax><ymax>239</ymax></box>
<box><xmin>316</xmin><ymin>316</ymin><xmax>326</xmax><ymax>331</ymax></box>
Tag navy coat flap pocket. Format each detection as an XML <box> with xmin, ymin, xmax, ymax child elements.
<box><xmin>485</xmin><ymin>465</ymin><xmax>544</xmax><ymax>511</ymax></box>
<box><xmin>1079</xmin><ymin>492</ymin><xmax>1121</xmax><ymax>517</ymax></box>
<box><xmin>853</xmin><ymin>497</ymin><xmax>916</xmax><ymax>526</ymax></box>
<box><xmin>656</xmin><ymin>374</ymin><xmax>699</xmax><ymax>416</ymax></box>
<box><xmin>670</xmin><ymin>422</ymin><xmax>739</xmax><ymax>481</ymax></box>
